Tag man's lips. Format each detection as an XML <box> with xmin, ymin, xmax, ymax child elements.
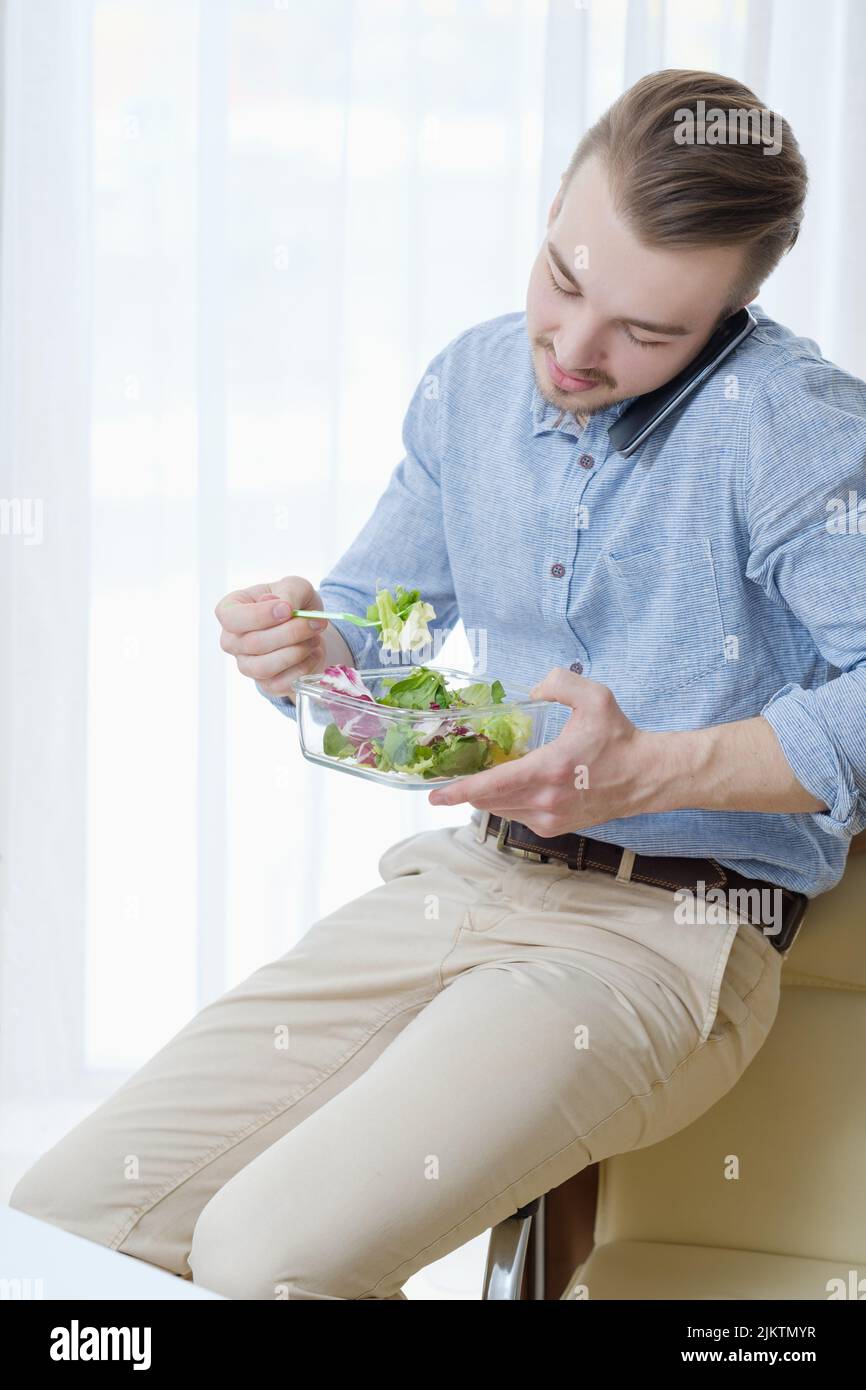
<box><xmin>545</xmin><ymin>351</ymin><xmax>602</xmax><ymax>392</ymax></box>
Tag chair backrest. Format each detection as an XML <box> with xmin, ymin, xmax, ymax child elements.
<box><xmin>592</xmin><ymin>849</ymin><xmax>866</xmax><ymax>1267</ymax></box>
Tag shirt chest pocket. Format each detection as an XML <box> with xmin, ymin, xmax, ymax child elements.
<box><xmin>603</xmin><ymin>537</ymin><xmax>728</xmax><ymax>694</ymax></box>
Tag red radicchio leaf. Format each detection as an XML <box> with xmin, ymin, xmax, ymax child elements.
<box><xmin>318</xmin><ymin>665</ymin><xmax>388</xmax><ymax>742</ymax></box>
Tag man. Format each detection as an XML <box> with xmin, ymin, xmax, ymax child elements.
<box><xmin>11</xmin><ymin>71</ymin><xmax>865</xmax><ymax>1300</ymax></box>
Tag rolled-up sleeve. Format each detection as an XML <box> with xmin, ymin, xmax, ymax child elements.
<box><xmin>257</xmin><ymin>343</ymin><xmax>459</xmax><ymax>720</ymax></box>
<box><xmin>743</xmin><ymin>355</ymin><xmax>866</xmax><ymax>838</ymax></box>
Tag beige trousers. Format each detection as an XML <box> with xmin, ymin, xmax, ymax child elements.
<box><xmin>9</xmin><ymin>818</ymin><xmax>783</xmax><ymax>1299</ymax></box>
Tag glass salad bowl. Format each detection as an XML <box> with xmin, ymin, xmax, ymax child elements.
<box><xmin>293</xmin><ymin>664</ymin><xmax>557</xmax><ymax>789</ymax></box>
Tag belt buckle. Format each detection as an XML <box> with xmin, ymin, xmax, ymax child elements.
<box><xmin>495</xmin><ymin>817</ymin><xmax>544</xmax><ymax>862</ymax></box>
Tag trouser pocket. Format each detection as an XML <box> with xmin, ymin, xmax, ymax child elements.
<box><xmin>708</xmin><ymin>919</ymin><xmax>781</xmax><ymax>1041</ymax></box>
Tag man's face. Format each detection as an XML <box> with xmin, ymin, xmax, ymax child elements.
<box><xmin>525</xmin><ymin>152</ymin><xmax>752</xmax><ymax>420</ymax></box>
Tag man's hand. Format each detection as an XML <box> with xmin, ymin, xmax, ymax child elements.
<box><xmin>427</xmin><ymin>664</ymin><xmax>829</xmax><ymax>828</ymax></box>
<box><xmin>215</xmin><ymin>575</ymin><xmax>353</xmax><ymax>700</ymax></box>
<box><xmin>427</xmin><ymin>667</ymin><xmax>654</xmax><ymax>834</ymax></box>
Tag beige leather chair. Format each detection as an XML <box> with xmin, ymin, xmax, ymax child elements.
<box><xmin>561</xmin><ymin>841</ymin><xmax>866</xmax><ymax>1300</ymax></box>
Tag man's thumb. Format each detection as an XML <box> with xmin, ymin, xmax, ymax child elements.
<box><xmin>268</xmin><ymin>576</ymin><xmax>321</xmax><ymax>610</ymax></box>
<box><xmin>529</xmin><ymin>665</ymin><xmax>584</xmax><ymax>707</ymax></box>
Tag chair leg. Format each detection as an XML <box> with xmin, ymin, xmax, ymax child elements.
<box><xmin>482</xmin><ymin>1195</ymin><xmax>545</xmax><ymax>1300</ymax></box>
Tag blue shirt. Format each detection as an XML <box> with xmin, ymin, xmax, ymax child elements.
<box><xmin>259</xmin><ymin>303</ymin><xmax>866</xmax><ymax>897</ymax></box>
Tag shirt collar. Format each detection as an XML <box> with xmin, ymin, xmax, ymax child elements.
<box><xmin>529</xmin><ymin>380</ymin><xmax>637</xmax><ymax>440</ymax></box>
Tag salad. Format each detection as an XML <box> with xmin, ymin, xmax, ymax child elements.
<box><xmin>368</xmin><ymin>582</ymin><xmax>436</xmax><ymax>656</ymax></box>
<box><xmin>317</xmin><ymin>664</ymin><xmax>534</xmax><ymax>779</ymax></box>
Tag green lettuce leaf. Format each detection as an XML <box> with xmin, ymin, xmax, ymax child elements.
<box><xmin>378</xmin><ymin>723</ymin><xmax>419</xmax><ymax>771</ymax></box>
<box><xmin>422</xmin><ymin>734</ymin><xmax>492</xmax><ymax>778</ymax></box>
<box><xmin>455</xmin><ymin>678</ymin><xmax>506</xmax><ymax>707</ymax></box>
<box><xmin>377</xmin><ymin>666</ymin><xmax>452</xmax><ymax>710</ymax></box>
<box><xmin>322</xmin><ymin>722</ymin><xmax>356</xmax><ymax>758</ymax></box>
<box><xmin>366</xmin><ymin>583</ymin><xmax>436</xmax><ymax>655</ymax></box>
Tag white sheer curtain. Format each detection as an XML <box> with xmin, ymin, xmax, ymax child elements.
<box><xmin>2</xmin><ymin>0</ymin><xmax>863</xmax><ymax>1267</ymax></box>
<box><xmin>0</xmin><ymin>0</ymin><xmax>550</xmax><ymax>1194</ymax></box>
<box><xmin>0</xmin><ymin>0</ymin><xmax>95</xmax><ymax>1154</ymax></box>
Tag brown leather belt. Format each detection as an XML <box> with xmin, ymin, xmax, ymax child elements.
<box><xmin>479</xmin><ymin>813</ymin><xmax>808</xmax><ymax>955</ymax></box>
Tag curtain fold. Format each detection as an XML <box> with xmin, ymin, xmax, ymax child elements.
<box><xmin>0</xmin><ymin>0</ymin><xmax>93</xmax><ymax>1106</ymax></box>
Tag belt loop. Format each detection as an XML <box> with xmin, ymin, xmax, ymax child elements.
<box><xmin>475</xmin><ymin>809</ymin><xmax>491</xmax><ymax>844</ymax></box>
<box><xmin>616</xmin><ymin>848</ymin><xmax>636</xmax><ymax>883</ymax></box>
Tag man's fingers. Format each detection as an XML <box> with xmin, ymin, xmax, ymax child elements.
<box><xmin>217</xmin><ymin>593</ymin><xmax>324</xmax><ymax>640</ymax></box>
<box><xmin>216</xmin><ymin>588</ymin><xmax>276</xmax><ymax>632</ymax></box>
<box><xmin>235</xmin><ymin>638</ymin><xmax>324</xmax><ymax>682</ymax></box>
<box><xmin>217</xmin><ymin>593</ymin><xmax>292</xmax><ymax>635</ymax></box>
<box><xmin>219</xmin><ymin>625</ymin><xmax>315</xmax><ymax>657</ymax></box>
<box><xmin>256</xmin><ymin>645</ymin><xmax>326</xmax><ymax>694</ymax></box>
<box><xmin>432</xmin><ymin>765</ymin><xmax>533</xmax><ymax>807</ymax></box>
<box><xmin>216</xmin><ymin>584</ymin><xmax>274</xmax><ymax>615</ymax></box>
<box><xmin>430</xmin><ymin>745</ymin><xmax>562</xmax><ymax>807</ymax></box>
<box><xmin>220</xmin><ymin>617</ymin><xmax>325</xmax><ymax>657</ymax></box>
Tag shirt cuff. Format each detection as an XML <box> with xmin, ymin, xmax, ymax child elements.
<box><xmin>760</xmin><ymin>682</ymin><xmax>860</xmax><ymax>837</ymax></box>
<box><xmin>324</xmin><ymin>615</ymin><xmax>384</xmax><ymax>672</ymax></box>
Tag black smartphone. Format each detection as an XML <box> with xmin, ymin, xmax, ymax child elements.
<box><xmin>607</xmin><ymin>306</ymin><xmax>758</xmax><ymax>458</ymax></box>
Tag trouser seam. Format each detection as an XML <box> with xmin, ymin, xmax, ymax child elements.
<box><xmin>354</xmin><ymin>955</ymin><xmax>777</xmax><ymax>1299</ymax></box>
<box><xmin>107</xmin><ymin>987</ymin><xmax>438</xmax><ymax>1254</ymax></box>
<box><xmin>437</xmin><ymin>918</ymin><xmax>471</xmax><ymax>989</ymax></box>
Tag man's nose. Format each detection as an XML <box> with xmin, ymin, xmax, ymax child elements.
<box><xmin>553</xmin><ymin>317</ymin><xmax>606</xmax><ymax>374</ymax></box>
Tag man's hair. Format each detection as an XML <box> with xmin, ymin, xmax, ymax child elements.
<box><xmin>561</xmin><ymin>69</ymin><xmax>808</xmax><ymax>323</ymax></box>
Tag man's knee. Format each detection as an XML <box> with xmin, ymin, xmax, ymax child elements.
<box><xmin>189</xmin><ymin>1190</ymin><xmax>324</xmax><ymax>1300</ymax></box>
<box><xmin>188</xmin><ymin>1186</ymin><xmax>390</xmax><ymax>1301</ymax></box>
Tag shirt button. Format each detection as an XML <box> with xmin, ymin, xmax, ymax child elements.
<box><xmin>577</xmin><ymin>453</ymin><xmax>595</xmax><ymax>469</ymax></box>
<box><xmin>569</xmin><ymin>660</ymin><xmax>584</xmax><ymax>674</ymax></box>
<box><xmin>550</xmin><ymin>562</ymin><xmax>566</xmax><ymax>578</ymax></box>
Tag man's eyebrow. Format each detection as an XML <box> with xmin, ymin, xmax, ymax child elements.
<box><xmin>546</xmin><ymin>241</ymin><xmax>692</xmax><ymax>337</ymax></box>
